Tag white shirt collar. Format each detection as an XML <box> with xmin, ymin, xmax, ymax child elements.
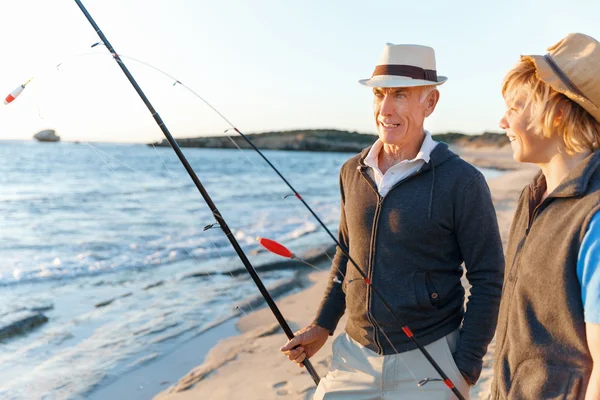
<box><xmin>364</xmin><ymin>130</ymin><xmax>437</xmax><ymax>171</ymax></box>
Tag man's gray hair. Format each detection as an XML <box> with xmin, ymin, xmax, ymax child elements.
<box><xmin>419</xmin><ymin>86</ymin><xmax>436</xmax><ymax>104</ymax></box>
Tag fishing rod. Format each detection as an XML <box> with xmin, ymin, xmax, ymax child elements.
<box><xmin>140</xmin><ymin>64</ymin><xmax>467</xmax><ymax>397</ymax></box>
<box><xmin>70</xmin><ymin>3</ymin><xmax>466</xmax><ymax>397</ymax></box>
<box><xmin>119</xmin><ymin>54</ymin><xmax>468</xmax><ymax>399</ymax></box>
<box><xmin>72</xmin><ymin>0</ymin><xmax>321</xmax><ymax>386</ymax></box>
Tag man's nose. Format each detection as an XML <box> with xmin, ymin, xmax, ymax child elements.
<box><xmin>379</xmin><ymin>94</ymin><xmax>395</xmax><ymax>115</ymax></box>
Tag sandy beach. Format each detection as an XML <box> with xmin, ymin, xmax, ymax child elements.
<box><xmin>151</xmin><ymin>145</ymin><xmax>539</xmax><ymax>400</ymax></box>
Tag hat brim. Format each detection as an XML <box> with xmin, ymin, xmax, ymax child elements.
<box><xmin>523</xmin><ymin>54</ymin><xmax>600</xmax><ymax>122</ymax></box>
<box><xmin>358</xmin><ymin>75</ymin><xmax>447</xmax><ymax>88</ymax></box>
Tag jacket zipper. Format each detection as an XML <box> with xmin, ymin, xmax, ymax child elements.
<box><xmin>507</xmin><ymin>190</ymin><xmax>553</xmax><ymax>281</ymax></box>
<box><xmin>358</xmin><ymin>165</ymin><xmax>426</xmax><ymax>354</ymax></box>
<box><xmin>366</xmin><ymin>196</ymin><xmax>384</xmax><ymax>354</ymax></box>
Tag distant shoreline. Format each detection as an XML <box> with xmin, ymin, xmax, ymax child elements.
<box><xmin>2</xmin><ymin>130</ymin><xmax>510</xmax><ymax>150</ymax></box>
<box><xmin>148</xmin><ymin>129</ymin><xmax>509</xmax><ymax>153</ymax></box>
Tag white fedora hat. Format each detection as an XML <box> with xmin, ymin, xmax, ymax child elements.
<box><xmin>359</xmin><ymin>43</ymin><xmax>447</xmax><ymax>88</ymax></box>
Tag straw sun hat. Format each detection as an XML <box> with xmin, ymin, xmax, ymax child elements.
<box><xmin>522</xmin><ymin>32</ymin><xmax>600</xmax><ymax>123</ymax></box>
<box><xmin>359</xmin><ymin>43</ymin><xmax>447</xmax><ymax>88</ymax></box>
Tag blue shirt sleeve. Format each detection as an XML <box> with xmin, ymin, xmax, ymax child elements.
<box><xmin>577</xmin><ymin>210</ymin><xmax>600</xmax><ymax>324</ymax></box>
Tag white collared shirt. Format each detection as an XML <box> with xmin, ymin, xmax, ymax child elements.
<box><xmin>363</xmin><ymin>130</ymin><xmax>438</xmax><ymax>197</ymax></box>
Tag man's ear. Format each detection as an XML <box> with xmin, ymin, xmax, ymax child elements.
<box><xmin>424</xmin><ymin>89</ymin><xmax>440</xmax><ymax>118</ymax></box>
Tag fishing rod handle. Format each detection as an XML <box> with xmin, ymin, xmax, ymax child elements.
<box><xmin>302</xmin><ymin>359</ymin><xmax>321</xmax><ymax>386</ymax></box>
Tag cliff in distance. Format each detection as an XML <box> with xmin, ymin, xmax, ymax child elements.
<box><xmin>149</xmin><ymin>129</ymin><xmax>508</xmax><ymax>152</ymax></box>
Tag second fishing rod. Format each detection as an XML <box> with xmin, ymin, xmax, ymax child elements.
<box><xmin>230</xmin><ymin>134</ymin><xmax>466</xmax><ymax>398</ymax></box>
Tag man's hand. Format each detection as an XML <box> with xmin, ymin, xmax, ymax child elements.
<box><xmin>280</xmin><ymin>324</ymin><xmax>330</xmax><ymax>367</ymax></box>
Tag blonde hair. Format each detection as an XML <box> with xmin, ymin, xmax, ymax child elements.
<box><xmin>502</xmin><ymin>58</ymin><xmax>600</xmax><ymax>153</ymax></box>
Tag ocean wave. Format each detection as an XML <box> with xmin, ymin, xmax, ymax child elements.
<box><xmin>0</xmin><ymin>211</ymin><xmax>337</xmax><ymax>287</ymax></box>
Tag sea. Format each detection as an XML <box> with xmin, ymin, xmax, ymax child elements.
<box><xmin>0</xmin><ymin>141</ymin><xmax>502</xmax><ymax>399</ymax></box>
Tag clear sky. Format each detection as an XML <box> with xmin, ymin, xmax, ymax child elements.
<box><xmin>1</xmin><ymin>0</ymin><xmax>599</xmax><ymax>143</ymax></box>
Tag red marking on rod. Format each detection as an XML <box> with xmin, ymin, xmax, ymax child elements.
<box><xmin>401</xmin><ymin>326</ymin><xmax>413</xmax><ymax>337</ymax></box>
<box><xmin>443</xmin><ymin>378</ymin><xmax>455</xmax><ymax>389</ymax></box>
<box><xmin>363</xmin><ymin>278</ymin><xmax>371</xmax><ymax>285</ymax></box>
<box><xmin>258</xmin><ymin>237</ymin><xmax>293</xmax><ymax>258</ymax></box>
<box><xmin>234</xmin><ymin>128</ymin><xmax>241</xmax><ymax>133</ymax></box>
<box><xmin>295</xmin><ymin>193</ymin><xmax>302</xmax><ymax>200</ymax></box>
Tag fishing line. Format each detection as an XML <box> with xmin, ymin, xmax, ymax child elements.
<box><xmin>86</xmin><ymin>137</ymin><xmax>341</xmax><ymax>379</ymax></box>
<box><xmin>27</xmin><ymin>50</ymin><xmax>463</xmax><ymax>393</ymax></box>
<box><xmin>113</xmin><ymin>55</ymin><xmax>467</xmax><ymax>395</ymax></box>
<box><xmin>86</xmin><ymin>142</ymin><xmax>275</xmax><ymax>325</ymax></box>
<box><xmin>25</xmin><ymin>3</ymin><xmax>469</xmax><ymax>393</ymax></box>
<box><xmin>88</xmin><ymin>142</ymin><xmax>252</xmax><ymax>281</ymax></box>
<box><xmin>81</xmin><ymin>51</ymin><xmax>462</xmax><ymax>395</ymax></box>
<box><xmin>256</xmin><ymin>239</ymin><xmax>423</xmax><ymax>385</ymax></box>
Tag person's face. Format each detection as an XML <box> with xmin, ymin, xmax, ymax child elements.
<box><xmin>373</xmin><ymin>87</ymin><xmax>435</xmax><ymax>147</ymax></box>
<box><xmin>499</xmin><ymin>90</ymin><xmax>559</xmax><ymax>164</ymax></box>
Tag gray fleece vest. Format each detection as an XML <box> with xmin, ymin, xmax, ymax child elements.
<box><xmin>492</xmin><ymin>151</ymin><xmax>600</xmax><ymax>399</ymax></box>
<box><xmin>314</xmin><ymin>143</ymin><xmax>504</xmax><ymax>383</ymax></box>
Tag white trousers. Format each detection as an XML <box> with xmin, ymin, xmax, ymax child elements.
<box><xmin>313</xmin><ymin>330</ymin><xmax>470</xmax><ymax>399</ymax></box>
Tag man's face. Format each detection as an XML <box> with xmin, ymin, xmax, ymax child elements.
<box><xmin>373</xmin><ymin>87</ymin><xmax>433</xmax><ymax>147</ymax></box>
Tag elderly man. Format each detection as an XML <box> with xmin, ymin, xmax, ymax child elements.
<box><xmin>281</xmin><ymin>43</ymin><xmax>504</xmax><ymax>399</ymax></box>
